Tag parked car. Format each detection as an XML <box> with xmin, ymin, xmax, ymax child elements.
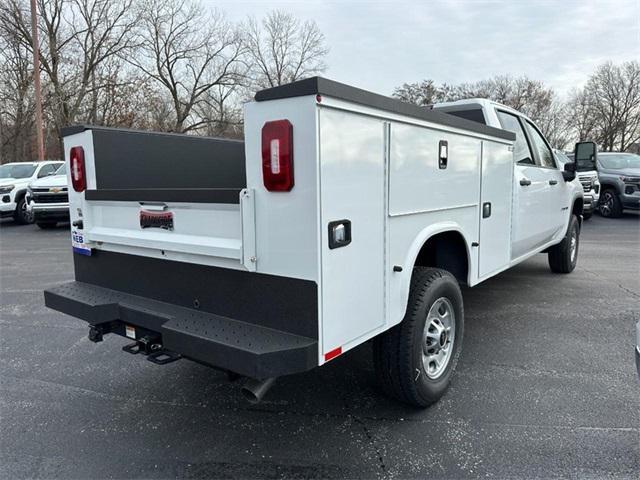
<box><xmin>0</xmin><ymin>161</ymin><xmax>63</xmax><ymax>224</ymax></box>
<box><xmin>596</xmin><ymin>152</ymin><xmax>640</xmax><ymax>217</ymax></box>
<box><xmin>557</xmin><ymin>150</ymin><xmax>599</xmax><ymax>219</ymax></box>
<box><xmin>44</xmin><ymin>77</ymin><xmax>587</xmax><ymax>407</ymax></box>
<box><xmin>26</xmin><ymin>164</ymin><xmax>70</xmax><ymax>229</ymax></box>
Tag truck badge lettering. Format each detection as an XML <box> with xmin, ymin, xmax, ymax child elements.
<box><xmin>140</xmin><ymin>210</ymin><xmax>174</xmax><ymax>231</ymax></box>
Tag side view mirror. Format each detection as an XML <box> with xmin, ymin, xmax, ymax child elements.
<box><xmin>562</xmin><ymin>162</ymin><xmax>576</xmax><ymax>182</ymax></box>
<box><xmin>574</xmin><ymin>141</ymin><xmax>598</xmax><ymax>172</ymax></box>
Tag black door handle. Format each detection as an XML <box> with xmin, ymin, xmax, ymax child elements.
<box><xmin>482</xmin><ymin>202</ymin><xmax>492</xmax><ymax>218</ymax></box>
<box><xmin>549</xmin><ymin>179</ymin><xmax>558</xmax><ymax>185</ymax></box>
<box><xmin>520</xmin><ymin>178</ymin><xmax>531</xmax><ymax>186</ymax></box>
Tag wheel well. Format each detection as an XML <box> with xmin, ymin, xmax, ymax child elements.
<box><xmin>414</xmin><ymin>231</ymin><xmax>469</xmax><ymax>285</ymax></box>
<box><xmin>600</xmin><ymin>183</ymin><xmax>619</xmax><ymax>194</ymax></box>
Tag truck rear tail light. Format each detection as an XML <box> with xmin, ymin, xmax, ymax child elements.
<box><xmin>70</xmin><ymin>146</ymin><xmax>86</xmax><ymax>192</ymax></box>
<box><xmin>262</xmin><ymin>120</ymin><xmax>294</xmax><ymax>191</ymax></box>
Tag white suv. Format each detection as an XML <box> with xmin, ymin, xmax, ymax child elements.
<box><xmin>0</xmin><ymin>161</ymin><xmax>63</xmax><ymax>224</ymax></box>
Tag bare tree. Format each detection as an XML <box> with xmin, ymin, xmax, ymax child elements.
<box><xmin>393</xmin><ymin>75</ymin><xmax>570</xmax><ymax>148</ymax></box>
<box><xmin>130</xmin><ymin>0</ymin><xmax>245</xmax><ymax>133</ymax></box>
<box><xmin>194</xmin><ymin>84</ymin><xmax>244</xmax><ymax>138</ymax></box>
<box><xmin>574</xmin><ymin>61</ymin><xmax>640</xmax><ymax>151</ymax></box>
<box><xmin>393</xmin><ymin>80</ymin><xmax>443</xmax><ymax>106</ymax></box>
<box><xmin>244</xmin><ymin>10</ymin><xmax>328</xmax><ymax>90</ymax></box>
<box><xmin>0</xmin><ymin>16</ymin><xmax>35</xmax><ymax>162</ymax></box>
<box><xmin>1</xmin><ymin>0</ymin><xmax>139</xmax><ymax>154</ymax></box>
<box><xmin>565</xmin><ymin>87</ymin><xmax>598</xmax><ymax>143</ymax></box>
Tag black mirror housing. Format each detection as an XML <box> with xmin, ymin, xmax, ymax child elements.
<box><xmin>563</xmin><ymin>161</ymin><xmax>576</xmax><ymax>182</ymax></box>
<box><xmin>574</xmin><ymin>141</ymin><xmax>597</xmax><ymax>172</ymax></box>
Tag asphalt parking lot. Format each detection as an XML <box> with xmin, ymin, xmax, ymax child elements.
<box><xmin>1</xmin><ymin>213</ymin><xmax>639</xmax><ymax>479</ymax></box>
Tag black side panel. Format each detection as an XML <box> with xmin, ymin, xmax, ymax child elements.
<box><xmin>62</xmin><ymin>125</ymin><xmax>246</xmax><ymax>197</ymax></box>
<box><xmin>91</xmin><ymin>128</ymin><xmax>245</xmax><ymax>190</ymax></box>
<box><xmin>73</xmin><ymin>251</ymin><xmax>318</xmax><ymax>339</ymax></box>
<box><xmin>255</xmin><ymin>76</ymin><xmax>515</xmax><ymax>142</ymax></box>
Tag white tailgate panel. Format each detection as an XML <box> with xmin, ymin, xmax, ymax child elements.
<box><xmin>85</xmin><ymin>201</ymin><xmax>242</xmax><ymax>259</ymax></box>
<box><xmin>319</xmin><ymin>108</ymin><xmax>386</xmax><ymax>354</ymax></box>
<box><xmin>478</xmin><ymin>141</ymin><xmax>513</xmax><ymax>277</ymax></box>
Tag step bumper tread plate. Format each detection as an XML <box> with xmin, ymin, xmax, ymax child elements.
<box><xmin>44</xmin><ymin>281</ymin><xmax>318</xmax><ymax>379</ymax></box>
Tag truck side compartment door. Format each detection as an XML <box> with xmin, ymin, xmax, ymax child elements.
<box><xmin>495</xmin><ymin>110</ymin><xmax>551</xmax><ymax>260</ymax></box>
<box><xmin>318</xmin><ymin>108</ymin><xmax>386</xmax><ymax>357</ymax></box>
<box><xmin>478</xmin><ymin>141</ymin><xmax>513</xmax><ymax>277</ymax></box>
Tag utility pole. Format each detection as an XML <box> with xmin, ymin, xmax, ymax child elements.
<box><xmin>30</xmin><ymin>0</ymin><xmax>45</xmax><ymax>161</ymax></box>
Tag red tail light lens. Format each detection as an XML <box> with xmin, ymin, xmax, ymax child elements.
<box><xmin>262</xmin><ymin>120</ymin><xmax>293</xmax><ymax>191</ymax></box>
<box><xmin>70</xmin><ymin>146</ymin><xmax>86</xmax><ymax>192</ymax></box>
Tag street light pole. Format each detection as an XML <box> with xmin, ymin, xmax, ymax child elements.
<box><xmin>30</xmin><ymin>0</ymin><xmax>44</xmax><ymax>161</ymax></box>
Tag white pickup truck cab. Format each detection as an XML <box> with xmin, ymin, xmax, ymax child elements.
<box><xmin>45</xmin><ymin>78</ymin><xmax>590</xmax><ymax>406</ymax></box>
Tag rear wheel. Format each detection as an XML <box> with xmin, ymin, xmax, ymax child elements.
<box><xmin>37</xmin><ymin>222</ymin><xmax>58</xmax><ymax>229</ymax></box>
<box><xmin>13</xmin><ymin>196</ymin><xmax>33</xmax><ymax>224</ymax></box>
<box><xmin>599</xmin><ymin>189</ymin><xmax>622</xmax><ymax>218</ymax></box>
<box><xmin>548</xmin><ymin>214</ymin><xmax>580</xmax><ymax>273</ymax></box>
<box><xmin>373</xmin><ymin>267</ymin><xmax>464</xmax><ymax>407</ymax></box>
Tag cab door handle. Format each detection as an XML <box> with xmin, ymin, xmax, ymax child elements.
<box><xmin>549</xmin><ymin>179</ymin><xmax>558</xmax><ymax>185</ymax></box>
<box><xmin>520</xmin><ymin>178</ymin><xmax>531</xmax><ymax>186</ymax></box>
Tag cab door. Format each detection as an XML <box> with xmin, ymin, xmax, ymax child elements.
<box><xmin>495</xmin><ymin>110</ymin><xmax>551</xmax><ymax>260</ymax></box>
<box><xmin>522</xmin><ymin>119</ymin><xmax>568</xmax><ymax>239</ymax></box>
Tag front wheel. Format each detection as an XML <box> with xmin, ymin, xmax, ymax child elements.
<box><xmin>373</xmin><ymin>267</ymin><xmax>464</xmax><ymax>407</ymax></box>
<box><xmin>599</xmin><ymin>189</ymin><xmax>622</xmax><ymax>218</ymax></box>
<box><xmin>548</xmin><ymin>214</ymin><xmax>580</xmax><ymax>273</ymax></box>
<box><xmin>13</xmin><ymin>196</ymin><xmax>33</xmax><ymax>224</ymax></box>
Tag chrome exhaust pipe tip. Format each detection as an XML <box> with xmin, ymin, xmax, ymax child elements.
<box><xmin>241</xmin><ymin>377</ymin><xmax>276</xmax><ymax>404</ymax></box>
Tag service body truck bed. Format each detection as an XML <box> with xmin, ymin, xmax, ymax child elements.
<box><xmin>45</xmin><ymin>77</ymin><xmax>586</xmax><ymax>406</ymax></box>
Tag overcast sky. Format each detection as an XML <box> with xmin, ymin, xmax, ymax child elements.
<box><xmin>214</xmin><ymin>0</ymin><xmax>639</xmax><ymax>98</ymax></box>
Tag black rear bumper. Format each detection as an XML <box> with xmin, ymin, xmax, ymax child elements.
<box><xmin>45</xmin><ymin>250</ymin><xmax>319</xmax><ymax>379</ymax></box>
<box><xmin>45</xmin><ymin>281</ymin><xmax>317</xmax><ymax>379</ymax></box>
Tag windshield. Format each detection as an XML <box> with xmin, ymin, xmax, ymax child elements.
<box><xmin>599</xmin><ymin>154</ymin><xmax>640</xmax><ymax>170</ymax></box>
<box><xmin>0</xmin><ymin>163</ymin><xmax>37</xmax><ymax>179</ymax></box>
<box><xmin>55</xmin><ymin>164</ymin><xmax>66</xmax><ymax>175</ymax></box>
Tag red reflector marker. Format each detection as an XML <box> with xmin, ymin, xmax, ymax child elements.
<box><xmin>262</xmin><ymin>119</ymin><xmax>294</xmax><ymax>191</ymax></box>
<box><xmin>70</xmin><ymin>146</ymin><xmax>86</xmax><ymax>192</ymax></box>
<box><xmin>324</xmin><ymin>346</ymin><xmax>342</xmax><ymax>362</ymax></box>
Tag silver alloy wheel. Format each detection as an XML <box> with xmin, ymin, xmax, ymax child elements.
<box><xmin>600</xmin><ymin>191</ymin><xmax>614</xmax><ymax>216</ymax></box>
<box><xmin>422</xmin><ymin>297</ymin><xmax>456</xmax><ymax>379</ymax></box>
<box><xmin>570</xmin><ymin>228</ymin><xmax>577</xmax><ymax>263</ymax></box>
<box><xmin>20</xmin><ymin>198</ymin><xmax>33</xmax><ymax>223</ymax></box>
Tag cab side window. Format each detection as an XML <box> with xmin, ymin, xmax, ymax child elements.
<box><xmin>496</xmin><ymin>111</ymin><xmax>534</xmax><ymax>165</ymax></box>
<box><xmin>525</xmin><ymin>121</ymin><xmax>556</xmax><ymax>168</ymax></box>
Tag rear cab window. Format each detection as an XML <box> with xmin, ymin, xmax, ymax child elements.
<box><xmin>496</xmin><ymin>110</ymin><xmax>534</xmax><ymax>166</ymax></box>
<box><xmin>445</xmin><ymin>109</ymin><xmax>487</xmax><ymax>125</ymax></box>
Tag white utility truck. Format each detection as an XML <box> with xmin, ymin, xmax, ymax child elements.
<box><xmin>44</xmin><ymin>78</ymin><xmax>593</xmax><ymax>406</ymax></box>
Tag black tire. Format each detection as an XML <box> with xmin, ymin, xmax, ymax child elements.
<box><xmin>548</xmin><ymin>214</ymin><xmax>580</xmax><ymax>273</ymax></box>
<box><xmin>599</xmin><ymin>189</ymin><xmax>623</xmax><ymax>218</ymax></box>
<box><xmin>37</xmin><ymin>222</ymin><xmax>58</xmax><ymax>229</ymax></box>
<box><xmin>13</xmin><ymin>196</ymin><xmax>33</xmax><ymax>224</ymax></box>
<box><xmin>373</xmin><ymin>267</ymin><xmax>464</xmax><ymax>407</ymax></box>
<box><xmin>583</xmin><ymin>211</ymin><xmax>592</xmax><ymax>220</ymax></box>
